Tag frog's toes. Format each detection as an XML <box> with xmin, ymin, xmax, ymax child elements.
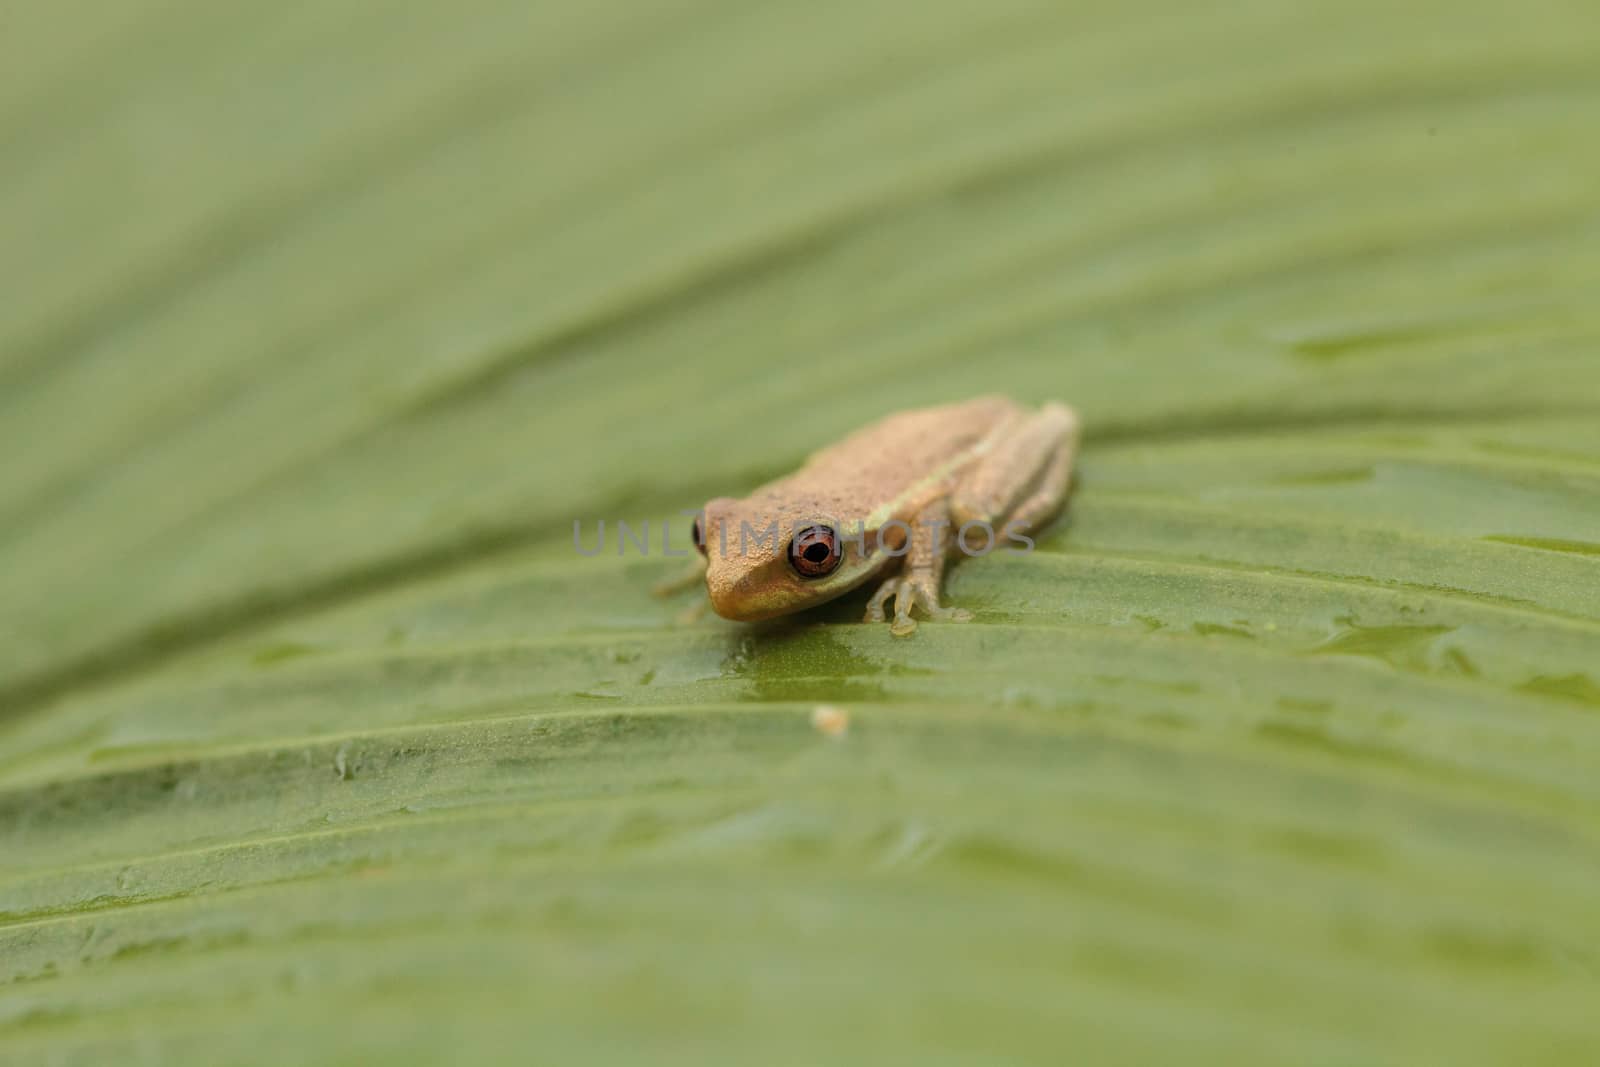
<box><xmin>905</xmin><ymin>577</ymin><xmax>971</xmax><ymax>626</ymax></box>
<box><xmin>865</xmin><ymin>574</ymin><xmax>972</xmax><ymax>635</ymax></box>
<box><xmin>866</xmin><ymin>576</ymin><xmax>919</xmax><ymax>634</ymax></box>
<box><xmin>652</xmin><ymin>558</ymin><xmax>707</xmax><ymax>597</ymax></box>
<box><xmin>673</xmin><ymin>599</ymin><xmax>711</xmax><ymax>626</ymax></box>
<box><xmin>864</xmin><ymin>576</ymin><xmax>901</xmax><ymax>624</ymax></box>
<box><xmin>890</xmin><ymin>578</ymin><xmax>923</xmax><ymax>636</ymax></box>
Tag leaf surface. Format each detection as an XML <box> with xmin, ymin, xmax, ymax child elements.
<box><xmin>3</xmin><ymin>1</ymin><xmax>1599</xmax><ymax>1062</ymax></box>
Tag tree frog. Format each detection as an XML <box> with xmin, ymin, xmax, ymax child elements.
<box><xmin>660</xmin><ymin>395</ymin><xmax>1080</xmax><ymax>636</ymax></box>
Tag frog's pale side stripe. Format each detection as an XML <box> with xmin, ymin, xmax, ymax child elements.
<box><xmin>861</xmin><ymin>419</ymin><xmax>1011</xmax><ymax>533</ymax></box>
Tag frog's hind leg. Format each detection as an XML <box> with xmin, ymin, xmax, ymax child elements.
<box><xmin>1003</xmin><ymin>429</ymin><xmax>1077</xmax><ymax>538</ymax></box>
<box><xmin>863</xmin><ymin>498</ymin><xmax>972</xmax><ymax>637</ymax></box>
<box><xmin>950</xmin><ymin>402</ymin><xmax>1080</xmax><ymax>534</ymax></box>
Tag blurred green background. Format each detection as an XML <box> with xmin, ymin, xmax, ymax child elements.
<box><xmin>3</xmin><ymin>1</ymin><xmax>1599</xmax><ymax>1062</ymax></box>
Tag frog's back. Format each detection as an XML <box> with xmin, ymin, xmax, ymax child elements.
<box><xmin>757</xmin><ymin>395</ymin><xmax>1021</xmax><ymax>515</ymax></box>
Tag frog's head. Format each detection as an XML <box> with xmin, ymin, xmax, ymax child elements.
<box><xmin>696</xmin><ymin>495</ymin><xmax>890</xmax><ymax>621</ymax></box>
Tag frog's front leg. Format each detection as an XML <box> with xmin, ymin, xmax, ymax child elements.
<box><xmin>651</xmin><ymin>553</ymin><xmax>707</xmax><ymax>597</ymax></box>
<box><xmin>863</xmin><ymin>498</ymin><xmax>972</xmax><ymax>637</ymax></box>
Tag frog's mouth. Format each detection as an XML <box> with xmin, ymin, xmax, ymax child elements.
<box><xmin>704</xmin><ymin>545</ymin><xmax>886</xmax><ymax>622</ymax></box>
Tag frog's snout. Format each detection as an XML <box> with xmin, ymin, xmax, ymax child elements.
<box><xmin>703</xmin><ymin>564</ymin><xmax>760</xmax><ymax>621</ymax></box>
<box><xmin>704</xmin><ymin>558</ymin><xmax>792</xmax><ymax>622</ymax></box>
<box><xmin>703</xmin><ymin>572</ymin><xmax>742</xmax><ymax>620</ymax></box>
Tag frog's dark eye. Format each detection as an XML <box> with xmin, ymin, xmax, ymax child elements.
<box><xmin>789</xmin><ymin>525</ymin><xmax>841</xmax><ymax>578</ymax></box>
<box><xmin>691</xmin><ymin>518</ymin><xmax>706</xmax><ymax>557</ymax></box>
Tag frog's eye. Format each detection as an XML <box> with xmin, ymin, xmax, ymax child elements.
<box><xmin>691</xmin><ymin>518</ymin><xmax>707</xmax><ymax>557</ymax></box>
<box><xmin>788</xmin><ymin>525</ymin><xmax>841</xmax><ymax>578</ymax></box>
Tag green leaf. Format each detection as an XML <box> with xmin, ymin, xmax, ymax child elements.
<box><xmin>3</xmin><ymin>1</ymin><xmax>1599</xmax><ymax>1062</ymax></box>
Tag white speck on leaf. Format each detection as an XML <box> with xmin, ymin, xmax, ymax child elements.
<box><xmin>811</xmin><ymin>705</ymin><xmax>849</xmax><ymax>738</ymax></box>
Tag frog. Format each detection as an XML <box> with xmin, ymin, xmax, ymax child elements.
<box><xmin>658</xmin><ymin>395</ymin><xmax>1080</xmax><ymax>636</ymax></box>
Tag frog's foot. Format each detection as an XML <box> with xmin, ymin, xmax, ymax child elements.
<box><xmin>652</xmin><ymin>557</ymin><xmax>707</xmax><ymax>597</ymax></box>
<box><xmin>674</xmin><ymin>599</ymin><xmax>711</xmax><ymax>626</ymax></box>
<box><xmin>863</xmin><ymin>574</ymin><xmax>972</xmax><ymax>637</ymax></box>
